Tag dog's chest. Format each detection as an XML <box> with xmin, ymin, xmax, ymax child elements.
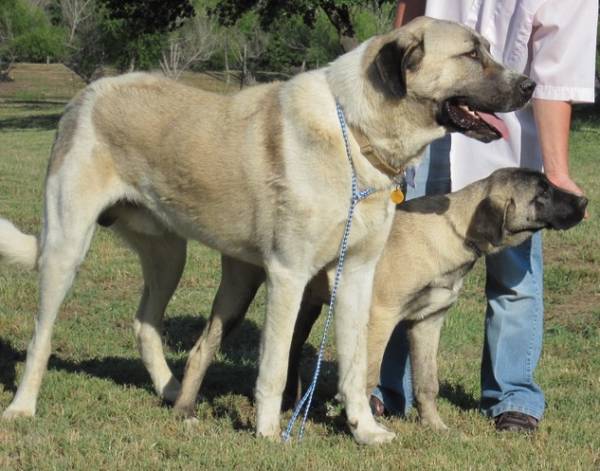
<box><xmin>404</xmin><ymin>261</ymin><xmax>475</xmax><ymax>321</ymax></box>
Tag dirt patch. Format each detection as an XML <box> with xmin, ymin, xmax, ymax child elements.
<box><xmin>1</xmin><ymin>64</ymin><xmax>239</xmax><ymax>102</ymax></box>
<box><xmin>1</xmin><ymin>63</ymin><xmax>85</xmax><ymax>100</ymax></box>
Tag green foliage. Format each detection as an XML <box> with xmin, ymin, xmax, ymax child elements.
<box><xmin>97</xmin><ymin>0</ymin><xmax>194</xmax><ymax>71</ymax></box>
<box><xmin>0</xmin><ymin>0</ymin><xmax>45</xmax><ymax>33</ymax></box>
<box><xmin>9</xmin><ymin>26</ymin><xmax>66</xmax><ymax>62</ymax></box>
<box><xmin>211</xmin><ymin>0</ymin><xmax>395</xmax><ymax>44</ymax></box>
<box><xmin>100</xmin><ymin>0</ymin><xmax>194</xmax><ymax>34</ymax></box>
<box><xmin>305</xmin><ymin>13</ymin><xmax>341</xmax><ymax>68</ymax></box>
<box><xmin>0</xmin><ymin>0</ymin><xmax>66</xmax><ymax>62</ymax></box>
<box><xmin>102</xmin><ymin>21</ymin><xmax>167</xmax><ymax>71</ymax></box>
<box><xmin>352</xmin><ymin>3</ymin><xmax>395</xmax><ymax>41</ymax></box>
<box><xmin>0</xmin><ymin>0</ymin><xmax>394</xmax><ymax>75</ymax></box>
<box><xmin>262</xmin><ymin>15</ymin><xmax>311</xmax><ymax>71</ymax></box>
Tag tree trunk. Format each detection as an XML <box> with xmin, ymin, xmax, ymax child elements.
<box><xmin>224</xmin><ymin>37</ymin><xmax>230</xmax><ymax>85</ymax></box>
<box><xmin>319</xmin><ymin>1</ymin><xmax>358</xmax><ymax>52</ymax></box>
<box><xmin>240</xmin><ymin>44</ymin><xmax>247</xmax><ymax>89</ymax></box>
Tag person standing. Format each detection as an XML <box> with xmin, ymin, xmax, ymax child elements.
<box><xmin>371</xmin><ymin>0</ymin><xmax>597</xmax><ymax>432</ymax></box>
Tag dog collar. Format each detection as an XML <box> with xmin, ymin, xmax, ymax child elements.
<box><xmin>348</xmin><ymin>125</ymin><xmax>405</xmax><ymax>204</ymax></box>
<box><xmin>465</xmin><ymin>239</ymin><xmax>484</xmax><ymax>258</ymax></box>
<box><xmin>348</xmin><ymin>125</ymin><xmax>404</xmax><ymax>178</ymax></box>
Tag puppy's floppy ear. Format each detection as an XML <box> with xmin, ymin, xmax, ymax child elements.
<box><xmin>373</xmin><ymin>36</ymin><xmax>424</xmax><ymax>98</ymax></box>
<box><xmin>466</xmin><ymin>197</ymin><xmax>515</xmax><ymax>251</ymax></box>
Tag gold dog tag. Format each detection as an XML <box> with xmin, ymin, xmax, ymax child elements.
<box><xmin>391</xmin><ymin>187</ymin><xmax>405</xmax><ymax>204</ymax></box>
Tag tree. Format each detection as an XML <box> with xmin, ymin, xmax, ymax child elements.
<box><xmin>227</xmin><ymin>11</ymin><xmax>268</xmax><ymax>87</ymax></box>
<box><xmin>101</xmin><ymin>0</ymin><xmax>194</xmax><ymax>34</ymax></box>
<box><xmin>210</xmin><ymin>0</ymin><xmax>395</xmax><ymax>52</ymax></box>
<box><xmin>60</xmin><ymin>0</ymin><xmax>94</xmax><ymax>45</ymax></box>
<box><xmin>160</xmin><ymin>13</ymin><xmax>217</xmax><ymax>80</ymax></box>
<box><xmin>99</xmin><ymin>0</ymin><xmax>194</xmax><ymax>71</ymax></box>
<box><xmin>0</xmin><ymin>0</ymin><xmax>66</xmax><ymax>73</ymax></box>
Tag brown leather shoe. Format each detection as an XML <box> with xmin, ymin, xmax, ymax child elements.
<box><xmin>495</xmin><ymin>411</ymin><xmax>539</xmax><ymax>432</ymax></box>
<box><xmin>369</xmin><ymin>395</ymin><xmax>387</xmax><ymax>417</ymax></box>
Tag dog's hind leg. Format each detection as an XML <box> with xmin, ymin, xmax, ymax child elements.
<box><xmin>2</xmin><ymin>170</ymin><xmax>119</xmax><ymax>419</ymax></box>
<box><xmin>114</xmin><ymin>223</ymin><xmax>187</xmax><ymax>403</ymax></box>
<box><xmin>174</xmin><ymin>255</ymin><xmax>264</xmax><ymax>417</ymax></box>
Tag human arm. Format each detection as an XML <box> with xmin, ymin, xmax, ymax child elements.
<box><xmin>528</xmin><ymin>0</ymin><xmax>598</xmax><ymax>202</ymax></box>
<box><xmin>532</xmin><ymin>99</ymin><xmax>583</xmax><ymax>196</ymax></box>
<box><xmin>394</xmin><ymin>0</ymin><xmax>426</xmax><ymax>28</ymax></box>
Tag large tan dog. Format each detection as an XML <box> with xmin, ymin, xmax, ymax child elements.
<box><xmin>181</xmin><ymin>168</ymin><xmax>587</xmax><ymax>430</ymax></box>
<box><xmin>0</xmin><ymin>17</ymin><xmax>534</xmax><ymax>443</ymax></box>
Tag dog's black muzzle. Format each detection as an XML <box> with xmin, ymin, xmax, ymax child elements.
<box><xmin>536</xmin><ymin>184</ymin><xmax>588</xmax><ymax>230</ymax></box>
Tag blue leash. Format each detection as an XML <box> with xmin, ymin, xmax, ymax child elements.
<box><xmin>282</xmin><ymin>102</ymin><xmax>376</xmax><ymax>442</ymax></box>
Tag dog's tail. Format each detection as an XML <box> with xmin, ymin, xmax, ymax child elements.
<box><xmin>0</xmin><ymin>218</ymin><xmax>38</xmax><ymax>271</ymax></box>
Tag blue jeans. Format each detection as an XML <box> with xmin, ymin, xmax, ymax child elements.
<box><xmin>372</xmin><ymin>140</ymin><xmax>545</xmax><ymax>420</ymax></box>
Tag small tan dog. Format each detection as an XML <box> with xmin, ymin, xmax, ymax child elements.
<box><xmin>177</xmin><ymin>168</ymin><xmax>587</xmax><ymax>431</ymax></box>
<box><xmin>0</xmin><ymin>17</ymin><xmax>534</xmax><ymax>443</ymax></box>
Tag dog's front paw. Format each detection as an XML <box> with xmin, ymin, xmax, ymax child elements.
<box><xmin>2</xmin><ymin>405</ymin><xmax>35</xmax><ymax>420</ymax></box>
<box><xmin>255</xmin><ymin>404</ymin><xmax>282</xmax><ymax>441</ymax></box>
<box><xmin>256</xmin><ymin>426</ymin><xmax>282</xmax><ymax>442</ymax></box>
<box><xmin>350</xmin><ymin>418</ymin><xmax>396</xmax><ymax>445</ymax></box>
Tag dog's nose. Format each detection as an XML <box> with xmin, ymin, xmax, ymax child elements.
<box><xmin>578</xmin><ymin>196</ymin><xmax>589</xmax><ymax>212</ymax></box>
<box><xmin>520</xmin><ymin>78</ymin><xmax>536</xmax><ymax>97</ymax></box>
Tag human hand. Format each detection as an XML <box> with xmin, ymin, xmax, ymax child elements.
<box><xmin>546</xmin><ymin>173</ymin><xmax>589</xmax><ymax>219</ymax></box>
<box><xmin>547</xmin><ymin>173</ymin><xmax>584</xmax><ymax>195</ymax></box>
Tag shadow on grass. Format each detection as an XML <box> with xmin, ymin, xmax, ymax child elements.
<box><xmin>0</xmin><ymin>337</ymin><xmax>158</xmax><ymax>396</ymax></box>
<box><xmin>439</xmin><ymin>381</ymin><xmax>478</xmax><ymax>411</ymax></box>
<box><xmin>0</xmin><ymin>113</ymin><xmax>61</xmax><ymax>131</ymax></box>
<box><xmin>0</xmin><ymin>316</ymin><xmax>342</xmax><ymax>432</ymax></box>
<box><xmin>0</xmin><ymin>339</ymin><xmax>25</xmax><ymax>393</ymax></box>
<box><xmin>0</xmin><ymin>321</ymin><xmax>477</xmax><ymax>433</ymax></box>
<box><xmin>163</xmin><ymin>315</ymin><xmax>343</xmax><ymax>431</ymax></box>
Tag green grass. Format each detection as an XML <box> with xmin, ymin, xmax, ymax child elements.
<box><xmin>0</xmin><ymin>101</ymin><xmax>599</xmax><ymax>470</ymax></box>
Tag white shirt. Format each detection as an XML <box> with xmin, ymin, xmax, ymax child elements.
<box><xmin>424</xmin><ymin>0</ymin><xmax>597</xmax><ymax>190</ymax></box>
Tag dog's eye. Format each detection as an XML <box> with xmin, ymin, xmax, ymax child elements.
<box><xmin>538</xmin><ymin>180</ymin><xmax>550</xmax><ymax>194</ymax></box>
<box><xmin>464</xmin><ymin>50</ymin><xmax>479</xmax><ymax>60</ymax></box>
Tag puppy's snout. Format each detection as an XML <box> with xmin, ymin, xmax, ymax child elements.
<box><xmin>577</xmin><ymin>196</ymin><xmax>589</xmax><ymax>212</ymax></box>
<box><xmin>519</xmin><ymin>78</ymin><xmax>536</xmax><ymax>99</ymax></box>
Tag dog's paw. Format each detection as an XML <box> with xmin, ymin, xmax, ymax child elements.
<box><xmin>350</xmin><ymin>419</ymin><xmax>396</xmax><ymax>445</ymax></box>
<box><xmin>183</xmin><ymin>416</ymin><xmax>200</xmax><ymax>429</ymax></box>
<box><xmin>256</xmin><ymin>421</ymin><xmax>282</xmax><ymax>442</ymax></box>
<box><xmin>420</xmin><ymin>412</ymin><xmax>449</xmax><ymax>431</ymax></box>
<box><xmin>173</xmin><ymin>403</ymin><xmax>196</xmax><ymax>420</ymax></box>
<box><xmin>2</xmin><ymin>406</ymin><xmax>35</xmax><ymax>420</ymax></box>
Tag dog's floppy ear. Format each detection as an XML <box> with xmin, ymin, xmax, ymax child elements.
<box><xmin>373</xmin><ymin>36</ymin><xmax>424</xmax><ymax>98</ymax></box>
<box><xmin>466</xmin><ymin>197</ymin><xmax>515</xmax><ymax>251</ymax></box>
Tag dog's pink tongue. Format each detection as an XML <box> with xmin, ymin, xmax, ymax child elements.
<box><xmin>476</xmin><ymin>112</ymin><xmax>509</xmax><ymax>140</ymax></box>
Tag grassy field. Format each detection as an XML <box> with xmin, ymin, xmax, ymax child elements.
<box><xmin>0</xmin><ymin>64</ymin><xmax>236</xmax><ymax>101</ymax></box>
<box><xmin>0</xmin><ymin>88</ymin><xmax>599</xmax><ymax>469</ymax></box>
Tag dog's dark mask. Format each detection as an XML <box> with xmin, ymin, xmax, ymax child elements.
<box><xmin>525</xmin><ymin>177</ymin><xmax>588</xmax><ymax>231</ymax></box>
<box><xmin>465</xmin><ymin>171</ymin><xmax>587</xmax><ymax>254</ymax></box>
